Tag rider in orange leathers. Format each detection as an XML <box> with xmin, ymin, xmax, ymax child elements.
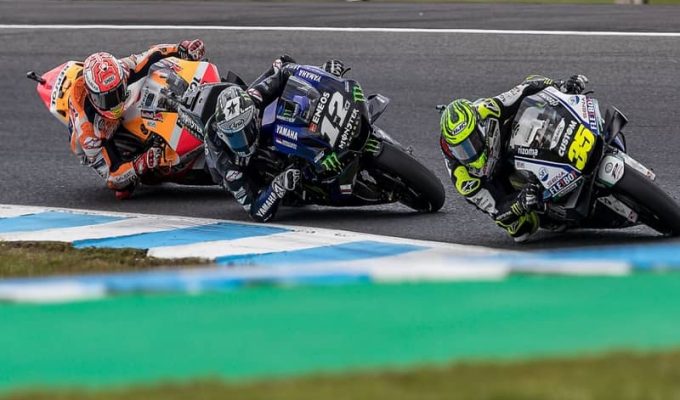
<box><xmin>68</xmin><ymin>40</ymin><xmax>205</xmax><ymax>199</ymax></box>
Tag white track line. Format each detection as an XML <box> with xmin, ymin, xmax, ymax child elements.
<box><xmin>0</xmin><ymin>216</ymin><xmax>204</xmax><ymax>242</ymax></box>
<box><xmin>0</xmin><ymin>205</ymin><xmax>40</xmax><ymax>219</ymax></box>
<box><xmin>0</xmin><ymin>25</ymin><xmax>679</xmax><ymax>37</ymax></box>
<box><xmin>148</xmin><ymin>230</ymin><xmax>357</xmax><ymax>259</ymax></box>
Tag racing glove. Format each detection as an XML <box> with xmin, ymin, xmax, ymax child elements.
<box><xmin>133</xmin><ymin>146</ymin><xmax>162</xmax><ymax>176</ymax></box>
<box><xmin>272</xmin><ymin>168</ymin><xmax>301</xmax><ymax>196</ymax></box>
<box><xmin>178</xmin><ymin>39</ymin><xmax>206</xmax><ymax>61</ymax></box>
<box><xmin>322</xmin><ymin>59</ymin><xmax>350</xmax><ymax>78</ymax></box>
<box><xmin>494</xmin><ymin>183</ymin><xmax>542</xmax><ymax>242</ymax></box>
<box><xmin>513</xmin><ymin>182</ymin><xmax>543</xmax><ymax>215</ymax></box>
<box><xmin>560</xmin><ymin>74</ymin><xmax>589</xmax><ymax>94</ymax></box>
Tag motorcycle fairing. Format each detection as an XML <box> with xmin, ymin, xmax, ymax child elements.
<box><xmin>121</xmin><ymin>57</ymin><xmax>220</xmax><ymax>161</ymax></box>
<box><xmin>35</xmin><ymin>61</ymin><xmax>83</xmax><ymax>126</ymax></box>
<box><xmin>509</xmin><ymin>87</ymin><xmax>604</xmax><ymax>200</ymax></box>
<box><xmin>261</xmin><ymin>65</ymin><xmax>368</xmax><ymax>164</ymax></box>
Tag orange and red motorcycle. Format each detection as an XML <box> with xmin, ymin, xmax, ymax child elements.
<box><xmin>28</xmin><ymin>57</ymin><xmax>245</xmax><ymax>187</ymax></box>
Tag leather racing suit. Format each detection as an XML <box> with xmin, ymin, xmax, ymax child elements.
<box><xmin>439</xmin><ymin>75</ymin><xmax>586</xmax><ymax>241</ymax></box>
<box><xmin>68</xmin><ymin>43</ymin><xmax>201</xmax><ymax>192</ymax></box>
<box><xmin>204</xmin><ymin>59</ymin><xmax>344</xmax><ymax>222</ymax></box>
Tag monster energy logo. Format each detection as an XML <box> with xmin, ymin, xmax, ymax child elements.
<box><xmin>352</xmin><ymin>85</ymin><xmax>365</xmax><ymax>103</ymax></box>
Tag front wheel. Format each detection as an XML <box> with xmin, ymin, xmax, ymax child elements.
<box><xmin>614</xmin><ymin>166</ymin><xmax>680</xmax><ymax>236</ymax></box>
<box><xmin>368</xmin><ymin>142</ymin><xmax>445</xmax><ymax>212</ymax></box>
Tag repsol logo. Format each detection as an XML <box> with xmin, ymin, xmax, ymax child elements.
<box><xmin>50</xmin><ymin>67</ymin><xmax>69</xmax><ymax>109</ymax></box>
<box><xmin>179</xmin><ymin>112</ymin><xmax>203</xmax><ymax>135</ymax></box>
<box><xmin>312</xmin><ymin>92</ymin><xmax>331</xmax><ymax>125</ymax></box>
<box><xmin>558</xmin><ymin>120</ymin><xmax>578</xmax><ymax>157</ymax></box>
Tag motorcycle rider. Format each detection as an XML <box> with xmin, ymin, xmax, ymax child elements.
<box><xmin>68</xmin><ymin>40</ymin><xmax>206</xmax><ymax>199</ymax></box>
<box><xmin>204</xmin><ymin>56</ymin><xmax>350</xmax><ymax>222</ymax></box>
<box><xmin>439</xmin><ymin>74</ymin><xmax>588</xmax><ymax>242</ymax></box>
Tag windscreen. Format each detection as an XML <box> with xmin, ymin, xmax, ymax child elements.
<box><xmin>276</xmin><ymin>77</ymin><xmax>321</xmax><ymax>126</ymax></box>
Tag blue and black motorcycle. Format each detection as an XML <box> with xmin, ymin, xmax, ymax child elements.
<box><xmin>248</xmin><ymin>65</ymin><xmax>445</xmax><ymax>212</ymax></box>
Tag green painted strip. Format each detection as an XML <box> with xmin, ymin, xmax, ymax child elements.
<box><xmin>2</xmin><ymin>273</ymin><xmax>680</xmax><ymax>391</ymax></box>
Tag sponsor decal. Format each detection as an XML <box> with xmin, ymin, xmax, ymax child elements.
<box><xmin>179</xmin><ymin>112</ymin><xmax>203</xmax><ymax>136</ymax></box>
<box><xmin>311</xmin><ymin>92</ymin><xmax>331</xmax><ymax>126</ymax></box>
<box><xmin>352</xmin><ymin>84</ymin><xmax>365</xmax><ymax>103</ymax></box>
<box><xmin>602</xmin><ymin>160</ymin><xmax>623</xmax><ymax>181</ymax></box>
<box><xmin>537</xmin><ymin>92</ymin><xmax>559</xmax><ymax>107</ymax></box>
<box><xmin>549</xmin><ymin>118</ymin><xmax>566</xmax><ymax>150</ymax></box>
<box><xmin>297</xmin><ymin>69</ymin><xmax>321</xmax><ymax>83</ymax></box>
<box><xmin>340</xmin><ymin>184</ymin><xmax>352</xmax><ymax>195</ymax></box>
<box><xmin>452</xmin><ymin>121</ymin><xmax>467</xmax><ymax>136</ymax></box>
<box><xmin>517</xmin><ymin>147</ymin><xmax>538</xmax><ymax>157</ymax></box>
<box><xmin>275</xmin><ymin>137</ymin><xmax>297</xmax><ymax>150</ymax></box>
<box><xmin>605</xmin><ymin>162</ymin><xmax>613</xmax><ymax>174</ymax></box>
<box><xmin>338</xmin><ymin>108</ymin><xmax>360</xmax><ymax>149</ymax></box>
<box><xmin>558</xmin><ymin>120</ymin><xmax>578</xmax><ymax>157</ymax></box>
<box><xmin>539</xmin><ymin>167</ymin><xmax>549</xmax><ymax>182</ymax></box>
<box><xmin>548</xmin><ymin>171</ymin><xmax>580</xmax><ymax>197</ymax></box>
<box><xmin>461</xmin><ymin>180</ymin><xmax>479</xmax><ymax>195</ymax></box>
<box><xmin>569</xmin><ymin>96</ymin><xmax>580</xmax><ymax>106</ymax></box>
<box><xmin>276</xmin><ymin>126</ymin><xmax>298</xmax><ymax>141</ymax></box>
<box><xmin>141</xmin><ymin>110</ymin><xmax>164</xmax><ymax>122</ymax></box>
<box><xmin>50</xmin><ymin>66</ymin><xmax>69</xmax><ymax>110</ymax></box>
<box><xmin>142</xmin><ymin>92</ymin><xmax>156</xmax><ymax>109</ymax></box>
<box><xmin>255</xmin><ymin>191</ymin><xmax>279</xmax><ymax>218</ymax></box>
<box><xmin>544</xmin><ymin>170</ymin><xmax>567</xmax><ymax>188</ymax></box>
<box><xmin>103</xmin><ymin>75</ymin><xmax>116</xmax><ymax>86</ymax></box>
<box><xmin>586</xmin><ymin>99</ymin><xmax>598</xmax><ymax>132</ymax></box>
<box><xmin>497</xmin><ymin>86</ymin><xmax>522</xmax><ymax>105</ymax></box>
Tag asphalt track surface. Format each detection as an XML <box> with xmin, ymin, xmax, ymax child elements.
<box><xmin>1</xmin><ymin>1</ymin><xmax>680</xmax><ymax>249</ymax></box>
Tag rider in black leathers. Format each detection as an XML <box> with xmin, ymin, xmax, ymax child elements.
<box><xmin>204</xmin><ymin>56</ymin><xmax>349</xmax><ymax>222</ymax></box>
<box><xmin>439</xmin><ymin>74</ymin><xmax>588</xmax><ymax>242</ymax></box>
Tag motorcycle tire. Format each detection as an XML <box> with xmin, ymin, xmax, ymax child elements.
<box><xmin>370</xmin><ymin>142</ymin><xmax>445</xmax><ymax>212</ymax></box>
<box><xmin>614</xmin><ymin>165</ymin><xmax>680</xmax><ymax>236</ymax></box>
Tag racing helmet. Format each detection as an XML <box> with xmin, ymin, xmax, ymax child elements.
<box><xmin>440</xmin><ymin>99</ymin><xmax>487</xmax><ymax>169</ymax></box>
<box><xmin>214</xmin><ymin>86</ymin><xmax>259</xmax><ymax>157</ymax></box>
<box><xmin>83</xmin><ymin>52</ymin><xmax>127</xmax><ymax>120</ymax></box>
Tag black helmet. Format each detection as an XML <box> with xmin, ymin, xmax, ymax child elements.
<box><xmin>214</xmin><ymin>86</ymin><xmax>258</xmax><ymax>157</ymax></box>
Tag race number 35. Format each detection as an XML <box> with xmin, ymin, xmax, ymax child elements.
<box><xmin>568</xmin><ymin>125</ymin><xmax>595</xmax><ymax>170</ymax></box>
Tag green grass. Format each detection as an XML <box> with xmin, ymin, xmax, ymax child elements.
<box><xmin>7</xmin><ymin>349</ymin><xmax>680</xmax><ymax>400</ymax></box>
<box><xmin>0</xmin><ymin>242</ymin><xmax>208</xmax><ymax>278</ymax></box>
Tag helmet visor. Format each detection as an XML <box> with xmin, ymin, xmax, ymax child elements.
<box><xmin>90</xmin><ymin>83</ymin><xmax>127</xmax><ymax>114</ymax></box>
<box><xmin>446</xmin><ymin>128</ymin><xmax>485</xmax><ymax>165</ymax></box>
<box><xmin>216</xmin><ymin>119</ymin><xmax>257</xmax><ymax>157</ymax></box>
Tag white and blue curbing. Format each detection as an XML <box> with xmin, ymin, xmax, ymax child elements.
<box><xmin>0</xmin><ymin>204</ymin><xmax>677</xmax><ymax>303</ymax></box>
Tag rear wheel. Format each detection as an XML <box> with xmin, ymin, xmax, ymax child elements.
<box><xmin>369</xmin><ymin>142</ymin><xmax>445</xmax><ymax>212</ymax></box>
<box><xmin>614</xmin><ymin>166</ymin><xmax>680</xmax><ymax>235</ymax></box>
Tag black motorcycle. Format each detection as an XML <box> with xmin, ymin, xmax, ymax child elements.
<box><xmin>248</xmin><ymin>65</ymin><xmax>445</xmax><ymax>212</ymax></box>
<box><xmin>505</xmin><ymin>86</ymin><xmax>680</xmax><ymax>235</ymax></box>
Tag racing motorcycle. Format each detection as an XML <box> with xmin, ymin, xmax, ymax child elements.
<box><xmin>27</xmin><ymin>57</ymin><xmax>244</xmax><ymax>186</ymax></box>
<box><xmin>250</xmin><ymin>65</ymin><xmax>445</xmax><ymax>212</ymax></box>
<box><xmin>506</xmin><ymin>86</ymin><xmax>680</xmax><ymax>235</ymax></box>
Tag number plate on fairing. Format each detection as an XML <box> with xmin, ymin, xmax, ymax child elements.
<box><xmin>262</xmin><ymin>66</ymin><xmax>366</xmax><ymax>163</ymax></box>
<box><xmin>509</xmin><ymin>87</ymin><xmax>604</xmax><ymax>200</ymax></box>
